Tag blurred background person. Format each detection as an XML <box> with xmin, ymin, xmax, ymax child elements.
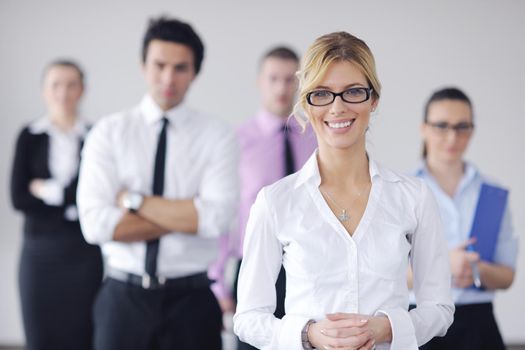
<box><xmin>208</xmin><ymin>45</ymin><xmax>317</xmax><ymax>350</ymax></box>
<box><xmin>412</xmin><ymin>87</ymin><xmax>518</xmax><ymax>350</ymax></box>
<box><xmin>10</xmin><ymin>59</ymin><xmax>103</xmax><ymax>350</ymax></box>
<box><xmin>77</xmin><ymin>17</ymin><xmax>238</xmax><ymax>350</ymax></box>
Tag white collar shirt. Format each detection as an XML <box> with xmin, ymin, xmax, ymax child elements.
<box><xmin>233</xmin><ymin>152</ymin><xmax>454</xmax><ymax>350</ymax></box>
<box><xmin>77</xmin><ymin>95</ymin><xmax>239</xmax><ymax>278</ymax></box>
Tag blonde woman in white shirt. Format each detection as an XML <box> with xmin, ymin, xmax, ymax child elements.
<box><xmin>233</xmin><ymin>32</ymin><xmax>454</xmax><ymax>350</ymax></box>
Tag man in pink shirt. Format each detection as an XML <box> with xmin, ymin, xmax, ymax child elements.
<box><xmin>208</xmin><ymin>46</ymin><xmax>317</xmax><ymax>349</ymax></box>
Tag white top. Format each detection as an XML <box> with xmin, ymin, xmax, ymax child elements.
<box><xmin>233</xmin><ymin>152</ymin><xmax>454</xmax><ymax>350</ymax></box>
<box><xmin>77</xmin><ymin>95</ymin><xmax>239</xmax><ymax>278</ymax></box>
<box><xmin>29</xmin><ymin>117</ymin><xmax>88</xmax><ymax>218</ymax></box>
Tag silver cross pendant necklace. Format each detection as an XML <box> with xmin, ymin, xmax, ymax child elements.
<box><xmin>321</xmin><ymin>187</ymin><xmax>366</xmax><ymax>223</ymax></box>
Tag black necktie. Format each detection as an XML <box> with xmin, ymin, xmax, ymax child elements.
<box><xmin>283</xmin><ymin>126</ymin><xmax>295</xmax><ymax>175</ymax></box>
<box><xmin>145</xmin><ymin>117</ymin><xmax>168</xmax><ymax>278</ymax></box>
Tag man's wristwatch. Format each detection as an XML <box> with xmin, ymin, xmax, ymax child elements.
<box><xmin>122</xmin><ymin>192</ymin><xmax>144</xmax><ymax>213</ymax></box>
<box><xmin>301</xmin><ymin>319</ymin><xmax>316</xmax><ymax>350</ymax></box>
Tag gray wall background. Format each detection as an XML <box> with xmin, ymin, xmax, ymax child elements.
<box><xmin>1</xmin><ymin>0</ymin><xmax>524</xmax><ymax>345</ymax></box>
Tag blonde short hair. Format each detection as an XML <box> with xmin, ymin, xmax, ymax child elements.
<box><xmin>293</xmin><ymin>32</ymin><xmax>381</xmax><ymax>129</ymax></box>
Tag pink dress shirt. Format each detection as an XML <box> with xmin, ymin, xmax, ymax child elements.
<box><xmin>209</xmin><ymin>109</ymin><xmax>317</xmax><ymax>299</ymax></box>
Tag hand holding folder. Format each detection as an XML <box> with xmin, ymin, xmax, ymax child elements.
<box><xmin>450</xmin><ymin>237</ymin><xmax>480</xmax><ymax>288</ymax></box>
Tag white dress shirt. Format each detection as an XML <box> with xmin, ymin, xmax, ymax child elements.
<box><xmin>233</xmin><ymin>152</ymin><xmax>454</xmax><ymax>350</ymax></box>
<box><xmin>77</xmin><ymin>95</ymin><xmax>239</xmax><ymax>278</ymax></box>
<box><xmin>29</xmin><ymin>117</ymin><xmax>88</xmax><ymax>219</ymax></box>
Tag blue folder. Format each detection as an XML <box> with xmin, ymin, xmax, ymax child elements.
<box><xmin>468</xmin><ymin>183</ymin><xmax>508</xmax><ymax>262</ymax></box>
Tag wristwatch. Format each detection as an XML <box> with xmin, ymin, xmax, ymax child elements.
<box><xmin>301</xmin><ymin>319</ymin><xmax>316</xmax><ymax>350</ymax></box>
<box><xmin>122</xmin><ymin>192</ymin><xmax>144</xmax><ymax>213</ymax></box>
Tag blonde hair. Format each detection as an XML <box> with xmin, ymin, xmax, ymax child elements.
<box><xmin>293</xmin><ymin>32</ymin><xmax>381</xmax><ymax>129</ymax></box>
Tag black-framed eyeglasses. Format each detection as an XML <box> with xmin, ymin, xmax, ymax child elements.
<box><xmin>306</xmin><ymin>87</ymin><xmax>373</xmax><ymax>106</ymax></box>
<box><xmin>426</xmin><ymin>121</ymin><xmax>474</xmax><ymax>135</ymax></box>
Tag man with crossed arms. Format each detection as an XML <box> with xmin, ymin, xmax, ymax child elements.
<box><xmin>78</xmin><ymin>17</ymin><xmax>238</xmax><ymax>350</ymax></box>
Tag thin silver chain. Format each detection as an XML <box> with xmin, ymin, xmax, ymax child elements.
<box><xmin>321</xmin><ymin>186</ymin><xmax>366</xmax><ymax>222</ymax></box>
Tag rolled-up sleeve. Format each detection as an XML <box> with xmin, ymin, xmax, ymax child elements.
<box><xmin>409</xmin><ymin>181</ymin><xmax>454</xmax><ymax>346</ymax></box>
<box><xmin>77</xmin><ymin>120</ymin><xmax>124</xmax><ymax>244</ymax></box>
<box><xmin>194</xmin><ymin>126</ymin><xmax>239</xmax><ymax>238</ymax></box>
<box><xmin>234</xmin><ymin>189</ymin><xmax>307</xmax><ymax>349</ymax></box>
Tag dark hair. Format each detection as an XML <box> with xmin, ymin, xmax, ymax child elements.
<box><xmin>142</xmin><ymin>16</ymin><xmax>205</xmax><ymax>74</ymax></box>
<box><xmin>43</xmin><ymin>59</ymin><xmax>85</xmax><ymax>85</ymax></box>
<box><xmin>422</xmin><ymin>87</ymin><xmax>473</xmax><ymax>158</ymax></box>
<box><xmin>261</xmin><ymin>46</ymin><xmax>299</xmax><ymax>64</ymax></box>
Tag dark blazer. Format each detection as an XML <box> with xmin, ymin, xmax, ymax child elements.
<box><xmin>10</xmin><ymin>126</ymin><xmax>85</xmax><ymax>236</ymax></box>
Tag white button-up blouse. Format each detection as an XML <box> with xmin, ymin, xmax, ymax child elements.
<box><xmin>233</xmin><ymin>152</ymin><xmax>454</xmax><ymax>350</ymax></box>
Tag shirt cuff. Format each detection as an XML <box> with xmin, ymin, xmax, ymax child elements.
<box><xmin>79</xmin><ymin>206</ymin><xmax>125</xmax><ymax>244</ymax></box>
<box><xmin>375</xmin><ymin>308</ymin><xmax>418</xmax><ymax>350</ymax></box>
<box><xmin>39</xmin><ymin>179</ymin><xmax>64</xmax><ymax>206</ymax></box>
<box><xmin>277</xmin><ymin>315</ymin><xmax>311</xmax><ymax>350</ymax></box>
<box><xmin>193</xmin><ymin>197</ymin><xmax>226</xmax><ymax>238</ymax></box>
<box><xmin>64</xmin><ymin>205</ymin><xmax>79</xmax><ymax>221</ymax></box>
<box><xmin>210</xmin><ymin>280</ymin><xmax>231</xmax><ymax>300</ymax></box>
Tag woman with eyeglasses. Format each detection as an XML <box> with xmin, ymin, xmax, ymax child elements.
<box><xmin>233</xmin><ymin>32</ymin><xmax>454</xmax><ymax>350</ymax></box>
<box><xmin>10</xmin><ymin>60</ymin><xmax>103</xmax><ymax>350</ymax></box>
<box><xmin>410</xmin><ymin>87</ymin><xmax>518</xmax><ymax>350</ymax></box>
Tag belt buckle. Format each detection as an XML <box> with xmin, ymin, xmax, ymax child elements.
<box><xmin>142</xmin><ymin>274</ymin><xmax>151</xmax><ymax>289</ymax></box>
<box><xmin>158</xmin><ymin>276</ymin><xmax>166</xmax><ymax>286</ymax></box>
<box><xmin>142</xmin><ymin>274</ymin><xmax>166</xmax><ymax>289</ymax></box>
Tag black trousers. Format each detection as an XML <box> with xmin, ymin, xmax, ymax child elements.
<box><xmin>19</xmin><ymin>235</ymin><xmax>103</xmax><ymax>350</ymax></box>
<box><xmin>234</xmin><ymin>260</ymin><xmax>286</xmax><ymax>350</ymax></box>
<box><xmin>93</xmin><ymin>277</ymin><xmax>222</xmax><ymax>350</ymax></box>
<box><xmin>419</xmin><ymin>303</ymin><xmax>505</xmax><ymax>350</ymax></box>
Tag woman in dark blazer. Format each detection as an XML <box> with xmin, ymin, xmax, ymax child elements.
<box><xmin>10</xmin><ymin>60</ymin><xmax>103</xmax><ymax>350</ymax></box>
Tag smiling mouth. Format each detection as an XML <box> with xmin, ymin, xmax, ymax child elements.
<box><xmin>325</xmin><ymin>119</ymin><xmax>355</xmax><ymax>129</ymax></box>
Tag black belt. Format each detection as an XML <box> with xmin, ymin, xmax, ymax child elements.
<box><xmin>106</xmin><ymin>268</ymin><xmax>212</xmax><ymax>290</ymax></box>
